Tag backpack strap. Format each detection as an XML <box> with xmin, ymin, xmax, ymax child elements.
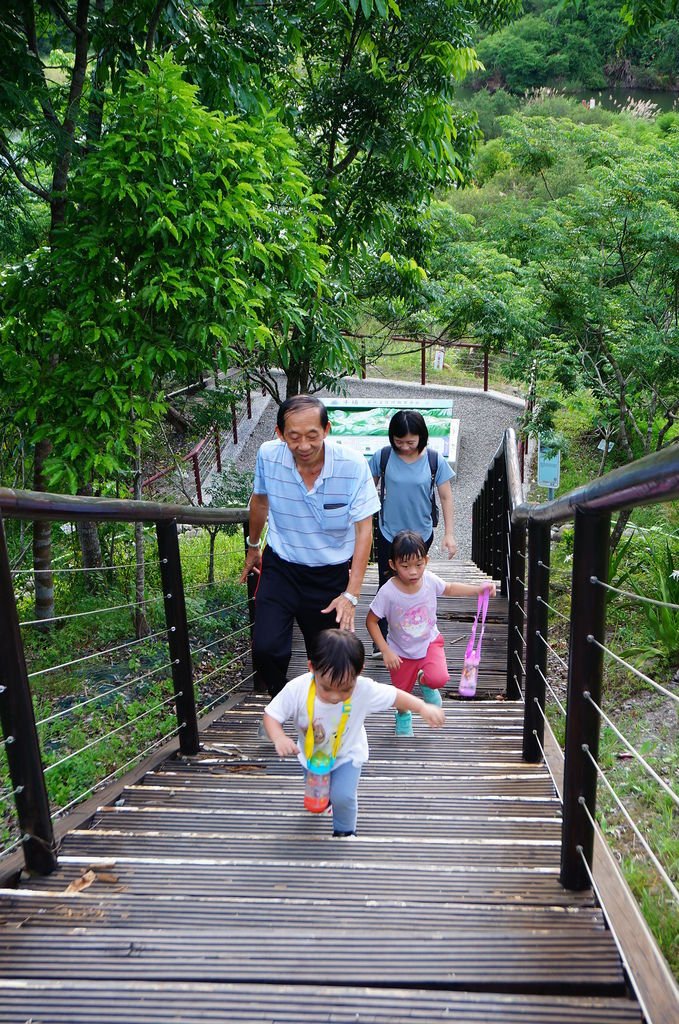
<box><xmin>426</xmin><ymin>448</ymin><xmax>439</xmax><ymax>525</ymax></box>
<box><xmin>378</xmin><ymin>446</ymin><xmax>391</xmax><ymax>525</ymax></box>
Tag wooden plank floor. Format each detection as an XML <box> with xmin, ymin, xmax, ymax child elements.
<box><xmin>0</xmin><ymin>562</ymin><xmax>642</xmax><ymax>1022</ymax></box>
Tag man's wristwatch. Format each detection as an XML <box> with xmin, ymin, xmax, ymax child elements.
<box><xmin>246</xmin><ymin>535</ymin><xmax>261</xmax><ymax>548</ymax></box>
<box><xmin>342</xmin><ymin>591</ymin><xmax>358</xmax><ymax>607</ymax></box>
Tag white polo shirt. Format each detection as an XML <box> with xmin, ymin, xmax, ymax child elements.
<box><xmin>253</xmin><ymin>438</ymin><xmax>380</xmax><ymax>567</ymax></box>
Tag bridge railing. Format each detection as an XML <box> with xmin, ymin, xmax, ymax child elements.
<box><xmin>0</xmin><ymin>489</ymin><xmax>253</xmax><ymax>875</ymax></box>
<box><xmin>473</xmin><ymin>432</ymin><xmax>679</xmax><ymax>1018</ymax></box>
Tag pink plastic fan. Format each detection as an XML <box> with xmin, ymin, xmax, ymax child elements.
<box><xmin>458</xmin><ymin>590</ymin><xmax>490</xmax><ymax>698</ymax></box>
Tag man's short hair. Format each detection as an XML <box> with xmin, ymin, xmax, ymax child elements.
<box><xmin>309</xmin><ymin>629</ymin><xmax>365</xmax><ymax>685</ymax></box>
<box><xmin>277</xmin><ymin>395</ymin><xmax>329</xmax><ymax>433</ymax></box>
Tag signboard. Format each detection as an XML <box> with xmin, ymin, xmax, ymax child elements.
<box><xmin>537</xmin><ymin>438</ymin><xmax>561</xmax><ymax>490</ymax></box>
<box><xmin>324</xmin><ymin>399</ymin><xmax>455</xmax><ymax>463</ymax></box>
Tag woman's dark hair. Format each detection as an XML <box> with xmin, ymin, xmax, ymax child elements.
<box><xmin>391</xmin><ymin>529</ymin><xmax>427</xmax><ymax>562</ymax></box>
<box><xmin>277</xmin><ymin>395</ymin><xmax>328</xmax><ymax>433</ymax></box>
<box><xmin>309</xmin><ymin>629</ymin><xmax>365</xmax><ymax>685</ymax></box>
<box><xmin>388</xmin><ymin>410</ymin><xmax>428</xmax><ymax>452</ymax></box>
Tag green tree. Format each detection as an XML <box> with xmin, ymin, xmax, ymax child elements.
<box><xmin>1</xmin><ymin>56</ymin><xmax>329</xmax><ymax>490</ymax></box>
<box><xmin>218</xmin><ymin>0</ymin><xmax>522</xmax><ymax>396</ymax></box>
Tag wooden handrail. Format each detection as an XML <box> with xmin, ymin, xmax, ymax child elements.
<box><xmin>0</xmin><ymin>486</ymin><xmax>248</xmax><ymax>526</ymax></box>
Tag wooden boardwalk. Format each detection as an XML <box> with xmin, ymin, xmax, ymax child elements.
<box><xmin>0</xmin><ymin>562</ymin><xmax>642</xmax><ymax>1022</ymax></box>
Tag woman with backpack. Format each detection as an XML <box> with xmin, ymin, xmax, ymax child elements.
<box><xmin>368</xmin><ymin>410</ymin><xmax>457</xmax><ymax>650</ymax></box>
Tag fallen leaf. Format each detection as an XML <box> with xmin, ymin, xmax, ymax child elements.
<box><xmin>64</xmin><ymin>869</ymin><xmax>96</xmax><ymax>894</ymax></box>
<box><xmin>96</xmin><ymin>872</ymin><xmax>119</xmax><ymax>884</ymax></box>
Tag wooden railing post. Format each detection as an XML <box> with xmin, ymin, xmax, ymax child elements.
<box><xmin>560</xmin><ymin>510</ymin><xmax>610</xmax><ymax>890</ymax></box>
<box><xmin>0</xmin><ymin>517</ymin><xmax>57</xmax><ymax>874</ymax></box>
<box><xmin>483</xmin><ymin>350</ymin><xmax>489</xmax><ymax>392</ymax></box>
<box><xmin>506</xmin><ymin>518</ymin><xmax>526</xmax><ymax>700</ymax></box>
<box><xmin>230</xmin><ymin>403</ymin><xmax>238</xmax><ymax>445</ymax></box>
<box><xmin>156</xmin><ymin>520</ymin><xmax>200</xmax><ymax>755</ymax></box>
<box><xmin>214</xmin><ymin>429</ymin><xmax>222</xmax><ymax>473</ymax></box>
<box><xmin>192</xmin><ymin>454</ymin><xmax>203</xmax><ymax>506</ymax></box>
<box><xmin>522</xmin><ymin>520</ymin><xmax>551</xmax><ymax>763</ymax></box>
<box><xmin>420</xmin><ymin>337</ymin><xmax>426</xmax><ymax>386</ymax></box>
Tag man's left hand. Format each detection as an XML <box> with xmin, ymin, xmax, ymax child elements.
<box><xmin>321</xmin><ymin>593</ymin><xmax>356</xmax><ymax>631</ymax></box>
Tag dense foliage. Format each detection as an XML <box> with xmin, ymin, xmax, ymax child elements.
<box><xmin>468</xmin><ymin>0</ymin><xmax>679</xmax><ymax>92</ymax></box>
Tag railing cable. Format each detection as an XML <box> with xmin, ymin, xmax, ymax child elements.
<box><xmin>44</xmin><ymin>694</ymin><xmax>180</xmax><ymax>775</ymax></box>
<box><xmin>35</xmin><ymin>659</ymin><xmax>178</xmax><ymax>727</ymax></box>
<box><xmin>536</xmin><ymin>595</ymin><xmax>570</xmax><ymax>622</ymax></box>
<box><xmin>535</xmin><ymin>632</ymin><xmax>569</xmax><ymax>671</ymax></box>
<box><xmin>514</xmin><ymin>625</ymin><xmax>525</xmax><ymax>646</ymax></box>
<box><xmin>535</xmin><ymin>665</ymin><xmax>566</xmax><ymax>716</ymax></box>
<box><xmin>190</xmin><ymin>622</ymin><xmax>251</xmax><ymax>658</ymax></box>
<box><xmin>20</xmin><ymin>592</ymin><xmax>166</xmax><ymax>628</ymax></box>
<box><xmin>530</xmin><ymin>726</ymin><xmax>562</xmax><ymax>800</ymax></box>
<box><xmin>590</xmin><ymin>576</ymin><xmax>679</xmax><ymax>611</ymax></box>
<box><xmin>582</xmin><ymin>746</ymin><xmax>679</xmax><ymax>904</ymax></box>
<box><xmin>587</xmin><ymin>635</ymin><xmax>679</xmax><ymax>705</ymax></box>
<box><xmin>583</xmin><ymin>691</ymin><xmax>679</xmax><ymax>807</ymax></box>
<box><xmin>12</xmin><ymin>559</ymin><xmax>151</xmax><ymax>576</ymax></box>
<box><xmin>27</xmin><ymin>626</ymin><xmax>170</xmax><ymax>678</ymax></box>
<box><xmin>197</xmin><ymin>669</ymin><xmax>256</xmax><ymax>715</ymax></box>
<box><xmin>195</xmin><ymin>646</ymin><xmax>250</xmax><ymax>684</ymax></box>
<box><xmin>575</xmin><ymin>842</ymin><xmax>653</xmax><ymax>1024</ymax></box>
<box><xmin>186</xmin><ymin>598</ymin><xmax>249</xmax><ymax>625</ymax></box>
<box><xmin>52</xmin><ymin>723</ymin><xmax>183</xmax><ymax>820</ymax></box>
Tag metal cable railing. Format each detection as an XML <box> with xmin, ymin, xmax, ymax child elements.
<box><xmin>581</xmin><ymin>746</ymin><xmax>679</xmax><ymax>904</ymax></box>
<box><xmin>0</xmin><ymin>490</ymin><xmax>253</xmax><ymax>874</ymax></box>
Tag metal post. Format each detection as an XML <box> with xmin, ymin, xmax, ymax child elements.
<box><xmin>420</xmin><ymin>337</ymin><xmax>426</xmax><ymax>386</ymax></box>
<box><xmin>480</xmin><ymin>479</ymin><xmax>490</xmax><ymax>577</ymax></box>
<box><xmin>483</xmin><ymin>350</ymin><xmax>489</xmax><ymax>392</ymax></box>
<box><xmin>471</xmin><ymin>497</ymin><xmax>478</xmax><ymax>565</ymax></box>
<box><xmin>506</xmin><ymin>519</ymin><xmax>526</xmax><ymax>700</ymax></box>
<box><xmin>493</xmin><ymin>455</ymin><xmax>504</xmax><ymax>582</ymax></box>
<box><xmin>497</xmin><ymin>455</ymin><xmax>508</xmax><ymax>595</ymax></box>
<box><xmin>156</xmin><ymin>521</ymin><xmax>200</xmax><ymax>755</ymax></box>
<box><xmin>360</xmin><ymin>341</ymin><xmax>367</xmax><ymax>380</ymax></box>
<box><xmin>230</xmin><ymin>403</ymin><xmax>238</xmax><ymax>445</ymax></box>
<box><xmin>246</xmin><ymin>387</ymin><xmax>252</xmax><ymax>419</ymax></box>
<box><xmin>192</xmin><ymin>454</ymin><xmax>203</xmax><ymax>506</ymax></box>
<box><xmin>560</xmin><ymin>510</ymin><xmax>610</xmax><ymax>890</ymax></box>
<box><xmin>522</xmin><ymin>520</ymin><xmax>551</xmax><ymax>762</ymax></box>
<box><xmin>0</xmin><ymin>517</ymin><xmax>57</xmax><ymax>873</ymax></box>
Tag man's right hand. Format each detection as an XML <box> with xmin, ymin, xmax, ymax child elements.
<box><xmin>239</xmin><ymin>546</ymin><xmax>262</xmax><ymax>584</ymax></box>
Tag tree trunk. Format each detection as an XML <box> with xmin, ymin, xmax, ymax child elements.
<box><xmin>76</xmin><ymin>483</ymin><xmax>103</xmax><ymax>589</ymax></box>
<box><xmin>133</xmin><ymin>444</ymin><xmax>150</xmax><ymax>639</ymax></box>
<box><xmin>32</xmin><ymin>438</ymin><xmax>54</xmax><ymax>627</ymax></box>
<box><xmin>610</xmin><ymin>509</ymin><xmax>632</xmax><ymax>552</ymax></box>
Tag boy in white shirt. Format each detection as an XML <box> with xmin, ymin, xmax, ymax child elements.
<box><xmin>263</xmin><ymin>629</ymin><xmax>444</xmax><ymax>837</ymax></box>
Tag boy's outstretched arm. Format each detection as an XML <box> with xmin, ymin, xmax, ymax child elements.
<box><xmin>366</xmin><ymin>610</ymin><xmax>402</xmax><ymax>669</ymax></box>
<box><xmin>263</xmin><ymin>713</ymin><xmax>300</xmax><ymax>757</ymax></box>
<box><xmin>442</xmin><ymin>580</ymin><xmax>497</xmax><ymax>599</ymax></box>
<box><xmin>393</xmin><ymin>689</ymin><xmax>445</xmax><ymax>728</ymax></box>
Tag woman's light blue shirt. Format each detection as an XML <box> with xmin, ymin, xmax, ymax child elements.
<box><xmin>369</xmin><ymin>447</ymin><xmax>454</xmax><ymax>542</ymax></box>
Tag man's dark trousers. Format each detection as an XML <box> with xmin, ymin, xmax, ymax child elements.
<box><xmin>253</xmin><ymin>546</ymin><xmax>351</xmax><ymax>696</ymax></box>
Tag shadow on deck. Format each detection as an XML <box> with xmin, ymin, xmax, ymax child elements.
<box><xmin>0</xmin><ymin>563</ymin><xmax>642</xmax><ymax>1022</ymax></box>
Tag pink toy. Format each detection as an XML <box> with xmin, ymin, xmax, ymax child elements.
<box><xmin>458</xmin><ymin>590</ymin><xmax>490</xmax><ymax>698</ymax></box>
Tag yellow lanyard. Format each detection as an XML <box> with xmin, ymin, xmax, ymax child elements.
<box><xmin>304</xmin><ymin>676</ymin><xmax>351</xmax><ymax>767</ymax></box>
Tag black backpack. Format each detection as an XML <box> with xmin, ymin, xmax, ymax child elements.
<box><xmin>378</xmin><ymin>446</ymin><xmax>439</xmax><ymax>528</ymax></box>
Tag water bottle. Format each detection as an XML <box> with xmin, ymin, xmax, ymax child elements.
<box><xmin>304</xmin><ymin>752</ymin><xmax>332</xmax><ymax>813</ymax></box>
